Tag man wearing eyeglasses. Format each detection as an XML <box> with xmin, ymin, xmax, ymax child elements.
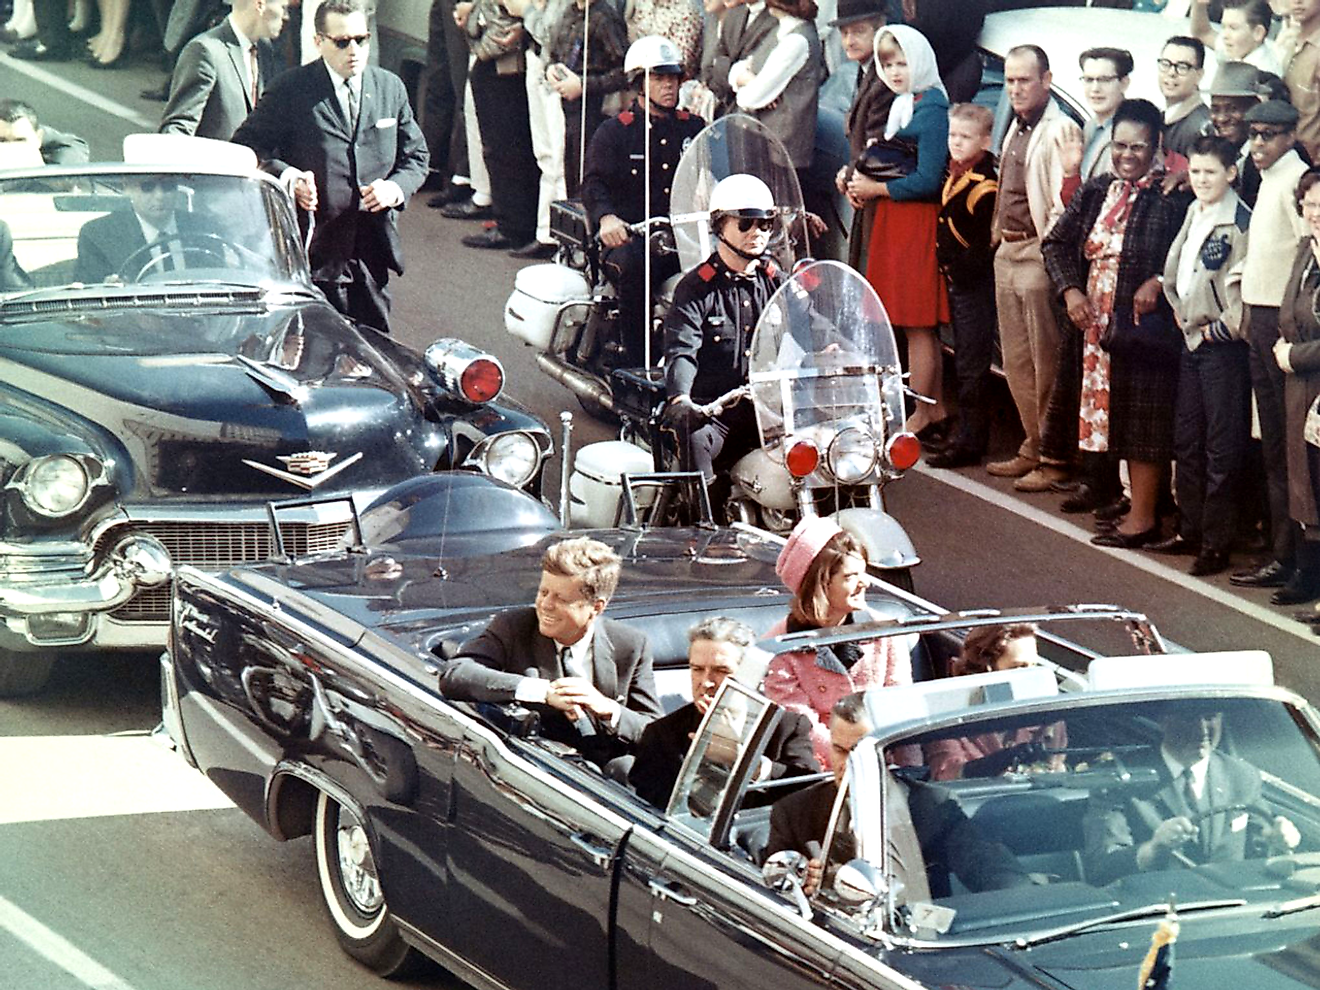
<box><xmin>232</xmin><ymin>0</ymin><xmax>429</xmax><ymax>335</ymax></box>
<box><xmin>1158</xmin><ymin>36</ymin><xmax>1215</xmax><ymax>163</ymax></box>
<box><xmin>662</xmin><ymin>173</ymin><xmax>786</xmax><ymax>506</ymax></box>
<box><xmin>1077</xmin><ymin>47</ymin><xmax>1132</xmax><ymax>182</ymax></box>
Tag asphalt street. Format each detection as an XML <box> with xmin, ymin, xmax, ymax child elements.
<box><xmin>2</xmin><ymin>45</ymin><xmax>1319</xmax><ymax>990</ymax></box>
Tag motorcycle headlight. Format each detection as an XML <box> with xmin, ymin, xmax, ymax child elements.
<box><xmin>473</xmin><ymin>432</ymin><xmax>542</xmax><ymax>488</ymax></box>
<box><xmin>826</xmin><ymin>428</ymin><xmax>878</xmax><ymax>484</ymax></box>
<box><xmin>17</xmin><ymin>455</ymin><xmax>93</xmax><ymax>517</ymax></box>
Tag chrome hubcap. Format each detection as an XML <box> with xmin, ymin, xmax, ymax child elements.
<box><xmin>336</xmin><ymin>818</ymin><xmax>383</xmax><ymax>915</ymax></box>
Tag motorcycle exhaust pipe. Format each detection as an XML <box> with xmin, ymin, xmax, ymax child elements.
<box><xmin>535</xmin><ymin>353</ymin><xmax>617</xmax><ymax>412</ymax></box>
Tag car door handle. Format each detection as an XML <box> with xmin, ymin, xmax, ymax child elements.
<box><xmin>647</xmin><ymin>878</ymin><xmax>698</xmax><ymax>907</ymax></box>
<box><xmin>569</xmin><ymin>831</ymin><xmax>613</xmax><ymax>868</ymax></box>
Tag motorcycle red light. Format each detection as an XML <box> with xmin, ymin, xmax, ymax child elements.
<box><xmin>886</xmin><ymin>432</ymin><xmax>921</xmax><ymax>471</ymax></box>
<box><xmin>785</xmin><ymin>440</ymin><xmax>819</xmax><ymax>478</ymax></box>
<box><xmin>460</xmin><ymin>358</ymin><xmax>504</xmax><ymax>403</ymax></box>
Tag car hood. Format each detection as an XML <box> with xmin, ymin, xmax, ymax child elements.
<box><xmin>0</xmin><ymin>303</ymin><xmax>442</xmax><ymax>499</ymax></box>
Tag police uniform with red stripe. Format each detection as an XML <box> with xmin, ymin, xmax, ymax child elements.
<box><xmin>663</xmin><ymin>251</ymin><xmax>784</xmax><ymax>483</ymax></box>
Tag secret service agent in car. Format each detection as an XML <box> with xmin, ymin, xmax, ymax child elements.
<box><xmin>580</xmin><ymin>35</ymin><xmax>705</xmax><ymax>366</ymax></box>
<box><xmin>663</xmin><ymin>174</ymin><xmax>784</xmax><ymax>492</ymax></box>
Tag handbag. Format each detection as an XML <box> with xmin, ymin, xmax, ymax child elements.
<box><xmin>1098</xmin><ymin>300</ymin><xmax>1182</xmax><ymax>357</ymax></box>
<box><xmin>1305</xmin><ymin>395</ymin><xmax>1320</xmax><ymax>449</ymax></box>
<box><xmin>850</xmin><ymin>139</ymin><xmax>918</xmax><ymax>183</ymax></box>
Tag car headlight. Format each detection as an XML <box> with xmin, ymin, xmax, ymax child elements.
<box><xmin>826</xmin><ymin>427</ymin><xmax>878</xmax><ymax>484</ymax></box>
<box><xmin>16</xmin><ymin>455</ymin><xmax>93</xmax><ymax>517</ymax></box>
<box><xmin>475</xmin><ymin>432</ymin><xmax>542</xmax><ymax>488</ymax></box>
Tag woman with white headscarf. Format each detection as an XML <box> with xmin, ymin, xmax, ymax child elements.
<box><xmin>845</xmin><ymin>23</ymin><xmax>951</xmax><ymax>438</ymax></box>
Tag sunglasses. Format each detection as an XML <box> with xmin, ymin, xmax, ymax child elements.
<box><xmin>323</xmin><ymin>33</ymin><xmax>370</xmax><ymax>48</ymax></box>
<box><xmin>135</xmin><ymin>179</ymin><xmax>179</xmax><ymax>193</ymax></box>
<box><xmin>735</xmin><ymin>217</ymin><xmax>775</xmax><ymax>232</ymax></box>
<box><xmin>1248</xmin><ymin>126</ymin><xmax>1291</xmax><ymax>141</ymax></box>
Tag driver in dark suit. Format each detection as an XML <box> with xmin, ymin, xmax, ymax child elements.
<box><xmin>629</xmin><ymin>615</ymin><xmax>818</xmax><ymax>809</ymax></box>
<box><xmin>0</xmin><ymin>219</ymin><xmax>33</xmax><ymax>292</ymax></box>
<box><xmin>1083</xmin><ymin>708</ymin><xmax>1301</xmax><ymax>886</ymax></box>
<box><xmin>75</xmin><ymin>175</ymin><xmax>209</xmax><ymax>284</ymax></box>
<box><xmin>439</xmin><ymin>537</ymin><xmax>662</xmax><ymax>761</ymax></box>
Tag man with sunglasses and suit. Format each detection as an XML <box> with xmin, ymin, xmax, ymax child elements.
<box><xmin>663</xmin><ymin>173</ymin><xmax>786</xmax><ymax>509</ymax></box>
<box><xmin>75</xmin><ymin>175</ymin><xmax>217</xmax><ymax>284</ymax></box>
<box><xmin>232</xmin><ymin>0</ymin><xmax>428</xmax><ymax>334</ymax></box>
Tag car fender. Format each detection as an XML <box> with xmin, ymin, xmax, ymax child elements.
<box><xmin>834</xmin><ymin>506</ymin><xmax>919</xmax><ymax>571</ymax></box>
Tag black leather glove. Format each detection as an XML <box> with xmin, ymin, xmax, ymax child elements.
<box><xmin>663</xmin><ymin>394</ymin><xmax>704</xmax><ymax>430</ymax></box>
<box><xmin>962</xmin><ymin>740</ymin><xmax>1046</xmax><ymax>779</ymax></box>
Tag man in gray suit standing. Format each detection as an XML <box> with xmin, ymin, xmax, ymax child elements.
<box><xmin>160</xmin><ymin>0</ymin><xmax>289</xmax><ymax>141</ymax></box>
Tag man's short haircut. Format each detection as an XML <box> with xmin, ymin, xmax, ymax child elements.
<box><xmin>1079</xmin><ymin>46</ymin><xmax>1134</xmax><ymax>78</ymax></box>
<box><xmin>687</xmin><ymin>615</ymin><xmax>755</xmax><ymax>652</ymax></box>
<box><xmin>1006</xmin><ymin>44</ymin><xmax>1049</xmax><ymax>75</ymax></box>
<box><xmin>315</xmin><ymin>0</ymin><xmax>366</xmax><ymax>34</ymax></box>
<box><xmin>1224</xmin><ymin>0</ymin><xmax>1273</xmax><ymax>32</ymax></box>
<box><xmin>1188</xmin><ymin>133</ymin><xmax>1240</xmax><ymax>170</ymax></box>
<box><xmin>1163</xmin><ymin>35</ymin><xmax>1207</xmax><ymax>69</ymax></box>
<box><xmin>541</xmin><ymin>537</ymin><xmax>622</xmax><ymax>604</ymax></box>
<box><xmin>1296</xmin><ymin>167</ymin><xmax>1320</xmax><ymax>217</ymax></box>
<box><xmin>0</xmin><ymin>100</ymin><xmax>38</xmax><ymax>128</ymax></box>
<box><xmin>832</xmin><ymin>691</ymin><xmax>870</xmax><ymax>727</ymax></box>
<box><xmin>948</xmin><ymin>102</ymin><xmax>994</xmax><ymax>135</ymax></box>
<box><xmin>1112</xmin><ymin>97</ymin><xmax>1164</xmax><ymax>142</ymax></box>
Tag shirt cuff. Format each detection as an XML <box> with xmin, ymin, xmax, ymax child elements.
<box><xmin>605</xmin><ymin>702</ymin><xmax>622</xmax><ymax>731</ymax></box>
<box><xmin>515</xmin><ymin>677</ymin><xmax>551</xmax><ymax>704</ymax></box>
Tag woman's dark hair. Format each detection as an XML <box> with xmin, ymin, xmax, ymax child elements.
<box><xmin>1112</xmin><ymin>98</ymin><xmax>1163</xmax><ymax>144</ymax></box>
<box><xmin>766</xmin><ymin>0</ymin><xmax>818</xmax><ymax>19</ymax></box>
<box><xmin>1188</xmin><ymin>133</ymin><xmax>1240</xmax><ymax>171</ymax></box>
<box><xmin>952</xmin><ymin>623</ymin><xmax>1037</xmax><ymax>677</ymax></box>
<box><xmin>1255</xmin><ymin>71</ymin><xmax>1291</xmax><ymax>104</ymax></box>
<box><xmin>1296</xmin><ymin>167</ymin><xmax>1320</xmax><ymax>217</ymax></box>
<box><xmin>792</xmin><ymin>530</ymin><xmax>868</xmax><ymax>627</ymax></box>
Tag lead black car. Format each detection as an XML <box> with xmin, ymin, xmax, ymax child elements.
<box><xmin>159</xmin><ymin>486</ymin><xmax>1320</xmax><ymax>990</ymax></box>
<box><xmin>0</xmin><ymin>145</ymin><xmax>551</xmax><ymax>695</ymax></box>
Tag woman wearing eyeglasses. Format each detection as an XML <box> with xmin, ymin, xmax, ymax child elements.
<box><xmin>1041</xmin><ymin>98</ymin><xmax>1194</xmax><ymax>550</ymax></box>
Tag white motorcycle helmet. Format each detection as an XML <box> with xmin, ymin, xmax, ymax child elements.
<box><xmin>623</xmin><ymin>35</ymin><xmax>684</xmax><ymax>78</ymax></box>
<box><xmin>708</xmin><ymin>174</ymin><xmax>776</xmax><ymax>238</ymax></box>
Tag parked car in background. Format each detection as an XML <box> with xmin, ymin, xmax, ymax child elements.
<box><xmin>0</xmin><ymin>141</ymin><xmax>552</xmax><ymax>696</ymax></box>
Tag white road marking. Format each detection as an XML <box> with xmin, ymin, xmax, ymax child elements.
<box><xmin>917</xmin><ymin>463</ymin><xmax>1320</xmax><ymax>646</ymax></box>
<box><xmin>0</xmin><ymin>54</ymin><xmax>156</xmax><ymax>129</ymax></box>
<box><xmin>0</xmin><ymin>893</ymin><xmax>139</xmax><ymax>990</ymax></box>
<box><xmin>0</xmin><ymin>733</ymin><xmax>233</xmax><ymax>826</ymax></box>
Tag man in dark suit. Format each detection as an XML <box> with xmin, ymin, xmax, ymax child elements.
<box><xmin>231</xmin><ymin>0</ymin><xmax>429</xmax><ymax>334</ymax></box>
<box><xmin>0</xmin><ymin>219</ymin><xmax>33</xmax><ymax>292</ymax></box>
<box><xmin>1083</xmin><ymin>708</ymin><xmax>1300</xmax><ymax>885</ymax></box>
<box><xmin>0</xmin><ymin>100</ymin><xmax>89</xmax><ymax>165</ymax></box>
<box><xmin>630</xmin><ymin>616</ymin><xmax>818</xmax><ymax>809</ymax></box>
<box><xmin>75</xmin><ymin>176</ymin><xmax>213</xmax><ymax>284</ymax></box>
<box><xmin>439</xmin><ymin>537</ymin><xmax>662</xmax><ymax>759</ymax></box>
<box><xmin>701</xmin><ymin>0</ymin><xmax>776</xmax><ymax>119</ymax></box>
<box><xmin>766</xmin><ymin>694</ymin><xmax>1029</xmax><ymax>897</ymax></box>
<box><xmin>160</xmin><ymin>0</ymin><xmax>289</xmax><ymax>141</ymax></box>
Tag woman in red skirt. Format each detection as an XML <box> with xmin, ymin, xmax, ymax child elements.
<box><xmin>843</xmin><ymin>23</ymin><xmax>950</xmax><ymax>437</ymax></box>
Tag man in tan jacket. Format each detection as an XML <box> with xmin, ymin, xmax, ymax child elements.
<box><xmin>988</xmin><ymin>44</ymin><xmax>1082</xmax><ymax>493</ymax></box>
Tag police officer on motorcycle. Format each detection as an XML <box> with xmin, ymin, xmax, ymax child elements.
<box><xmin>663</xmin><ymin>174</ymin><xmax>786</xmax><ymax>509</ymax></box>
<box><xmin>580</xmin><ymin>35</ymin><xmax>705</xmax><ymax>367</ymax></box>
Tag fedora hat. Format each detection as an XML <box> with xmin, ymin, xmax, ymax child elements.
<box><xmin>828</xmin><ymin>0</ymin><xmax>886</xmax><ymax>28</ymax></box>
<box><xmin>1209</xmin><ymin>60</ymin><xmax>1261</xmax><ymax>99</ymax></box>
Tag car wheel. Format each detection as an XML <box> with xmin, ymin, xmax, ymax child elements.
<box><xmin>0</xmin><ymin>650</ymin><xmax>56</xmax><ymax>697</ymax></box>
<box><xmin>313</xmin><ymin>791</ymin><xmax>424</xmax><ymax>977</ymax></box>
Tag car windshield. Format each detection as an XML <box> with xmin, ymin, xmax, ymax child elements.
<box><xmin>846</xmin><ymin>695</ymin><xmax>1320</xmax><ymax>943</ymax></box>
<box><xmin>0</xmin><ymin>169</ymin><xmax>305</xmax><ymax>296</ymax></box>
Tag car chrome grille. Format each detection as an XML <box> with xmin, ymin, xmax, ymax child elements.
<box><xmin>97</xmin><ymin>520</ymin><xmax>351</xmax><ymax>622</ymax></box>
<box><xmin>2</xmin><ymin>288</ymin><xmax>264</xmax><ymax>317</ymax></box>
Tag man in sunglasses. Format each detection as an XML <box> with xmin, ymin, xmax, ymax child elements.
<box><xmin>75</xmin><ymin>175</ymin><xmax>212</xmax><ymax>284</ymax></box>
<box><xmin>232</xmin><ymin>0</ymin><xmax>428</xmax><ymax>334</ymax></box>
<box><xmin>662</xmin><ymin>173</ymin><xmax>786</xmax><ymax>509</ymax></box>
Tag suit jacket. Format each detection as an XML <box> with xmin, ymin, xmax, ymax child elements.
<box><xmin>438</xmin><ymin>607</ymin><xmax>661</xmax><ymax>745</ymax></box>
<box><xmin>74</xmin><ymin>208</ymin><xmax>212</xmax><ymax>285</ymax></box>
<box><xmin>1083</xmin><ymin>749</ymin><xmax>1268</xmax><ymax>886</ymax></box>
<box><xmin>161</xmin><ymin>19</ymin><xmax>281</xmax><ymax>141</ymax></box>
<box><xmin>232</xmin><ymin>61</ymin><xmax>429</xmax><ymax>280</ymax></box>
<box><xmin>0</xmin><ymin>219</ymin><xmax>33</xmax><ymax>292</ymax></box>
<box><xmin>629</xmin><ymin>701</ymin><xmax>818</xmax><ymax>809</ymax></box>
<box><xmin>702</xmin><ymin>4</ymin><xmax>776</xmax><ymax>116</ymax></box>
<box><xmin>38</xmin><ymin>126</ymin><xmax>90</xmax><ymax>165</ymax></box>
<box><xmin>845</xmin><ymin>61</ymin><xmax>894</xmax><ymax>163</ymax></box>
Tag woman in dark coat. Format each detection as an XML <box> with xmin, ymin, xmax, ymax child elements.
<box><xmin>1042</xmin><ymin>98</ymin><xmax>1192</xmax><ymax>548</ymax></box>
<box><xmin>1272</xmin><ymin>167</ymin><xmax>1320</xmax><ymax>605</ymax></box>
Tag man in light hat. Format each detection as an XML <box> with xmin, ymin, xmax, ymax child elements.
<box><xmin>1231</xmin><ymin>99</ymin><xmax>1310</xmax><ymax>596</ymax></box>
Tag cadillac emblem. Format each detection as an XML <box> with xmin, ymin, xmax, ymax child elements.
<box><xmin>242</xmin><ymin>450</ymin><xmax>364</xmax><ymax>489</ymax></box>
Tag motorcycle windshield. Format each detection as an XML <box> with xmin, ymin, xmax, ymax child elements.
<box><xmin>670</xmin><ymin>113</ymin><xmax>807</xmax><ymax>274</ymax></box>
<box><xmin>748</xmin><ymin>261</ymin><xmax>904</xmax><ymax>469</ymax></box>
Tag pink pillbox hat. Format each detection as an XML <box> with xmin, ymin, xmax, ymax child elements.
<box><xmin>775</xmin><ymin>516</ymin><xmax>845</xmax><ymax>594</ymax></box>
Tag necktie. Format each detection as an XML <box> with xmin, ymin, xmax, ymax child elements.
<box><xmin>248</xmin><ymin>44</ymin><xmax>260</xmax><ymax>106</ymax></box>
<box><xmin>1182</xmin><ymin>766</ymin><xmax>1201</xmax><ymax>815</ymax></box>
<box><xmin>344</xmin><ymin>79</ymin><xmax>358</xmax><ymax>133</ymax></box>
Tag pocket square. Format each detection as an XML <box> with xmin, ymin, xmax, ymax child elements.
<box><xmin>1231</xmin><ymin>812</ymin><xmax>1248</xmax><ymax>832</ymax></box>
<box><xmin>375</xmin><ymin>117</ymin><xmax>397</xmax><ymax>128</ymax></box>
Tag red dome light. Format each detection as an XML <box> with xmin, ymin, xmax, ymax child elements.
<box><xmin>886</xmin><ymin>432</ymin><xmax>921</xmax><ymax>471</ymax></box>
<box><xmin>785</xmin><ymin>440</ymin><xmax>819</xmax><ymax>478</ymax></box>
<box><xmin>460</xmin><ymin>358</ymin><xmax>504</xmax><ymax>403</ymax></box>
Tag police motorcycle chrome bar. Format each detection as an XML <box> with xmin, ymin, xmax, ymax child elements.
<box><xmin>558</xmin><ymin>411</ymin><xmax>574</xmax><ymax>529</ymax></box>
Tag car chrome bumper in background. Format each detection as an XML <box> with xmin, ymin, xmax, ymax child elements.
<box><xmin>159</xmin><ymin>650</ymin><xmax>198</xmax><ymax>768</ymax></box>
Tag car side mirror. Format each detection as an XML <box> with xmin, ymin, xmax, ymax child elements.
<box><xmin>834</xmin><ymin>858</ymin><xmax>886</xmax><ymax>906</ymax></box>
<box><xmin>762</xmin><ymin>850</ymin><xmax>813</xmax><ymax>921</ymax></box>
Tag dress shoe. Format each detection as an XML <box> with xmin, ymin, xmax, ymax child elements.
<box><xmin>10</xmin><ymin>38</ymin><xmax>72</xmax><ymax>60</ymax></box>
<box><xmin>1091</xmin><ymin>525</ymin><xmax>1162</xmax><ymax>549</ymax></box>
<box><xmin>1014</xmin><ymin>465</ymin><xmax>1071</xmax><ymax>493</ymax></box>
<box><xmin>1060</xmin><ymin>484</ymin><xmax>1105</xmax><ymax>514</ymax></box>
<box><xmin>462</xmin><ymin>227</ymin><xmax>516</xmax><ymax>250</ymax></box>
<box><xmin>1050</xmin><ymin>477</ymin><xmax>1081</xmax><ymax>493</ymax></box>
<box><xmin>1093</xmin><ymin>517</ymin><xmax>1119</xmax><ymax>533</ymax></box>
<box><xmin>1291</xmin><ymin>608</ymin><xmax>1320</xmax><ymax>625</ymax></box>
<box><xmin>508</xmin><ymin>240</ymin><xmax>557</xmax><ymax>260</ymax></box>
<box><xmin>925</xmin><ymin>444</ymin><xmax>984</xmax><ymax>469</ymax></box>
<box><xmin>1146</xmin><ymin>534</ymin><xmax>1199</xmax><ymax>556</ymax></box>
<box><xmin>1229</xmin><ymin>559</ymin><xmax>1292</xmax><ymax>588</ymax></box>
<box><xmin>427</xmin><ymin>184</ymin><xmax>472</xmax><ymax>208</ymax></box>
<box><xmin>986</xmin><ymin>455</ymin><xmax>1038</xmax><ymax>478</ymax></box>
<box><xmin>1189</xmin><ymin>548</ymin><xmax>1230</xmax><ymax>577</ymax></box>
<box><xmin>1272</xmin><ymin>574</ymin><xmax>1320</xmax><ymax>606</ymax></box>
<box><xmin>441</xmin><ymin>199</ymin><xmax>494</xmax><ymax>220</ymax></box>
<box><xmin>914</xmin><ymin>419</ymin><xmax>951</xmax><ymax>450</ymax></box>
<box><xmin>1093</xmin><ymin>497</ymin><xmax>1131</xmax><ymax>523</ymax></box>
